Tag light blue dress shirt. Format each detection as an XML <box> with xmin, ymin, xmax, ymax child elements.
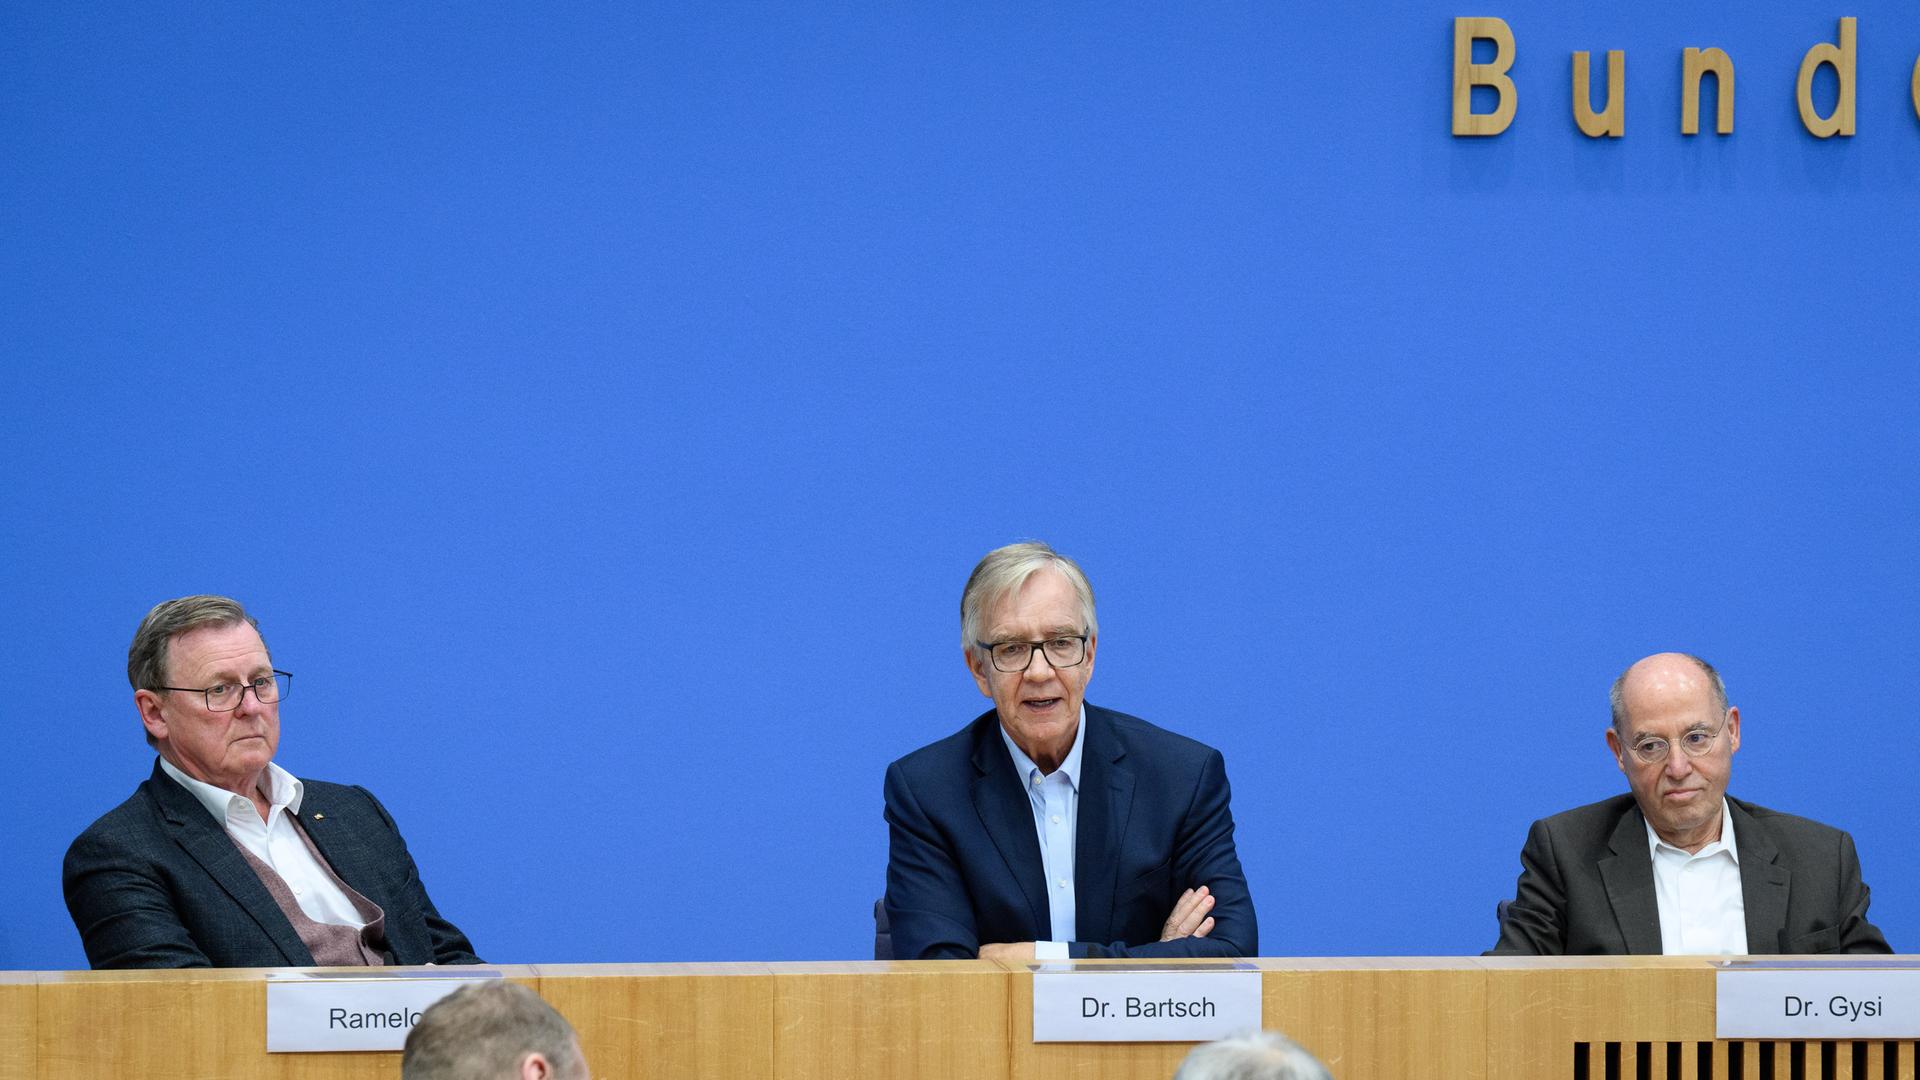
<box><xmin>998</xmin><ymin>707</ymin><xmax>1086</xmax><ymax>959</ymax></box>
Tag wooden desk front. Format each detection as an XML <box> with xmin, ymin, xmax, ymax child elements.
<box><xmin>4</xmin><ymin>957</ymin><xmax>1914</xmax><ymax>1080</ymax></box>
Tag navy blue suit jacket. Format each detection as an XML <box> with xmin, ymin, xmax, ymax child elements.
<box><xmin>884</xmin><ymin>704</ymin><xmax>1257</xmax><ymax>960</ymax></box>
<box><xmin>63</xmin><ymin>762</ymin><xmax>482</xmax><ymax>969</ymax></box>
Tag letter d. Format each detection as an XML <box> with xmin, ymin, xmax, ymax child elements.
<box><xmin>1797</xmin><ymin>17</ymin><xmax>1856</xmax><ymax>137</ymax></box>
<box><xmin>1454</xmin><ymin>17</ymin><xmax>1517</xmax><ymax>136</ymax></box>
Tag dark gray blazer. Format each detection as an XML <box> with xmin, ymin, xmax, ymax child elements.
<box><xmin>63</xmin><ymin>762</ymin><xmax>482</xmax><ymax>969</ymax></box>
<box><xmin>1488</xmin><ymin>793</ymin><xmax>1890</xmax><ymax>955</ymax></box>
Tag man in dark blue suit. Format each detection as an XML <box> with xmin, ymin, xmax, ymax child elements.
<box><xmin>64</xmin><ymin>595</ymin><xmax>479</xmax><ymax>969</ymax></box>
<box><xmin>884</xmin><ymin>542</ymin><xmax>1258</xmax><ymax>961</ymax></box>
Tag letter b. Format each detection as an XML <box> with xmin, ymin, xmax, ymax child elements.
<box><xmin>1454</xmin><ymin>17</ymin><xmax>1517</xmax><ymax>136</ymax></box>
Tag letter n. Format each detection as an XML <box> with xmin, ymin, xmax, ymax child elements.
<box><xmin>1453</xmin><ymin>17</ymin><xmax>1517</xmax><ymax>136</ymax></box>
<box><xmin>1681</xmin><ymin>48</ymin><xmax>1734</xmax><ymax>134</ymax></box>
<box><xmin>1572</xmin><ymin>50</ymin><xmax>1625</xmax><ymax>137</ymax></box>
<box><xmin>1797</xmin><ymin>17</ymin><xmax>1857</xmax><ymax>138</ymax></box>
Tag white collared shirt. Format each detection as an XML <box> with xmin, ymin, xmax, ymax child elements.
<box><xmin>158</xmin><ymin>757</ymin><xmax>368</xmax><ymax>930</ymax></box>
<box><xmin>1647</xmin><ymin>798</ymin><xmax>1748</xmax><ymax>955</ymax></box>
<box><xmin>1000</xmin><ymin>708</ymin><xmax>1086</xmax><ymax>961</ymax></box>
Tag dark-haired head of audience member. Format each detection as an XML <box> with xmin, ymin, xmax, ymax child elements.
<box><xmin>1173</xmin><ymin>1031</ymin><xmax>1333</xmax><ymax>1080</ymax></box>
<box><xmin>402</xmin><ymin>981</ymin><xmax>588</xmax><ymax>1080</ymax></box>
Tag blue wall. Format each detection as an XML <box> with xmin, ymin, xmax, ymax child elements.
<box><xmin>4</xmin><ymin>2</ymin><xmax>1919</xmax><ymax>969</ymax></box>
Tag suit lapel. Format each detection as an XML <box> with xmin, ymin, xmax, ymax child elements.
<box><xmin>1074</xmin><ymin>708</ymin><xmax>1135</xmax><ymax>946</ymax></box>
<box><xmin>1732</xmin><ymin>799</ymin><xmax>1790</xmax><ymax>954</ymax></box>
<box><xmin>147</xmin><ymin>764</ymin><xmax>314</xmax><ymax>966</ymax></box>
<box><xmin>969</xmin><ymin>716</ymin><xmax>1050</xmax><ymax>936</ymax></box>
<box><xmin>1598</xmin><ymin>805</ymin><xmax>1663</xmax><ymax>955</ymax></box>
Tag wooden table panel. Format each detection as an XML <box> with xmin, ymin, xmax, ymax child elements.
<box><xmin>533</xmin><ymin>963</ymin><xmax>772</xmax><ymax>1080</ymax></box>
<box><xmin>0</xmin><ymin>973</ymin><xmax>36</xmax><ymax>1080</ymax></box>
<box><xmin>1258</xmin><ymin>960</ymin><xmax>1485</xmax><ymax>1080</ymax></box>
<box><xmin>1481</xmin><ymin>957</ymin><xmax>1714</xmax><ymax>1080</ymax></box>
<box><xmin>36</xmin><ymin>967</ymin><xmax>412</xmax><ymax>1080</ymax></box>
<box><xmin>770</xmin><ymin>961</ymin><xmax>1008</xmax><ymax>1080</ymax></box>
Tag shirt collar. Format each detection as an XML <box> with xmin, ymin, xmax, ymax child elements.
<box><xmin>1645</xmin><ymin>797</ymin><xmax>1739</xmax><ymax>864</ymax></box>
<box><xmin>158</xmin><ymin>756</ymin><xmax>304</xmax><ymax>822</ymax></box>
<box><xmin>999</xmin><ymin>705</ymin><xmax>1087</xmax><ymax>791</ymax></box>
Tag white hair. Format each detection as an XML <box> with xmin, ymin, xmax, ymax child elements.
<box><xmin>1173</xmin><ymin>1031</ymin><xmax>1334</xmax><ymax>1080</ymax></box>
<box><xmin>959</xmin><ymin>541</ymin><xmax>1098</xmax><ymax>650</ymax></box>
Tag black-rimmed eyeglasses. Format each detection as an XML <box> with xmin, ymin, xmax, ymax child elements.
<box><xmin>975</xmin><ymin>636</ymin><xmax>1088</xmax><ymax>673</ymax></box>
<box><xmin>153</xmin><ymin>672</ymin><xmax>292</xmax><ymax>712</ymax></box>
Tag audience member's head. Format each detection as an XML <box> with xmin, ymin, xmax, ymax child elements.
<box><xmin>1173</xmin><ymin>1031</ymin><xmax>1333</xmax><ymax>1080</ymax></box>
<box><xmin>402</xmin><ymin>981</ymin><xmax>588</xmax><ymax>1080</ymax></box>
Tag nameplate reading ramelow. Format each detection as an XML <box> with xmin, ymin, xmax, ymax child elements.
<box><xmin>1716</xmin><ymin>962</ymin><xmax>1920</xmax><ymax>1039</ymax></box>
<box><xmin>265</xmin><ymin>972</ymin><xmax>500</xmax><ymax>1052</ymax></box>
<box><xmin>1031</xmin><ymin>964</ymin><xmax>1261</xmax><ymax>1043</ymax></box>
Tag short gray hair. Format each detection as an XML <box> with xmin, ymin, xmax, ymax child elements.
<box><xmin>1174</xmin><ymin>1031</ymin><xmax>1334</xmax><ymax>1080</ymax></box>
<box><xmin>402</xmin><ymin>981</ymin><xmax>587</xmax><ymax>1080</ymax></box>
<box><xmin>960</xmin><ymin>541</ymin><xmax>1098</xmax><ymax>650</ymax></box>
<box><xmin>127</xmin><ymin>595</ymin><xmax>265</xmax><ymax>691</ymax></box>
<box><xmin>1609</xmin><ymin>652</ymin><xmax>1728</xmax><ymax>731</ymax></box>
<box><xmin>128</xmin><ymin>596</ymin><xmax>269</xmax><ymax>748</ymax></box>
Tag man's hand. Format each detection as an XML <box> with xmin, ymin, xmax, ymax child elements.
<box><xmin>978</xmin><ymin>942</ymin><xmax>1037</xmax><ymax>962</ymax></box>
<box><xmin>1159</xmin><ymin>885</ymin><xmax>1216</xmax><ymax>942</ymax></box>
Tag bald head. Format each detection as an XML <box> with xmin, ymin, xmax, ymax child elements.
<box><xmin>1610</xmin><ymin>652</ymin><xmax>1728</xmax><ymax>732</ymax></box>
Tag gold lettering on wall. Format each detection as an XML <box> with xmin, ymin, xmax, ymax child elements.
<box><xmin>1572</xmin><ymin>50</ymin><xmax>1626</xmax><ymax>137</ymax></box>
<box><xmin>1453</xmin><ymin>17</ymin><xmax>1518</xmax><ymax>136</ymax></box>
<box><xmin>1797</xmin><ymin>17</ymin><xmax>1857</xmax><ymax>137</ymax></box>
<box><xmin>1681</xmin><ymin>47</ymin><xmax>1735</xmax><ymax>135</ymax></box>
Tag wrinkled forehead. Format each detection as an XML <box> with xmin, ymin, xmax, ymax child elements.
<box><xmin>980</xmin><ymin>568</ymin><xmax>1086</xmax><ymax>633</ymax></box>
<box><xmin>164</xmin><ymin>621</ymin><xmax>272</xmax><ymax>681</ymax></box>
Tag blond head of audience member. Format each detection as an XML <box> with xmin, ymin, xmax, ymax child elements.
<box><xmin>402</xmin><ymin>981</ymin><xmax>588</xmax><ymax>1080</ymax></box>
<box><xmin>1174</xmin><ymin>1030</ymin><xmax>1333</xmax><ymax>1080</ymax></box>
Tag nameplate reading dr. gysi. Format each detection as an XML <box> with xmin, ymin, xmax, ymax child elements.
<box><xmin>1031</xmin><ymin>964</ymin><xmax>1262</xmax><ymax>1043</ymax></box>
<box><xmin>266</xmin><ymin>972</ymin><xmax>501</xmax><ymax>1052</ymax></box>
<box><xmin>1717</xmin><ymin>962</ymin><xmax>1920</xmax><ymax>1039</ymax></box>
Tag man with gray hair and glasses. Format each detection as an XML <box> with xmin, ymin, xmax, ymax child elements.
<box><xmin>403</xmin><ymin>981</ymin><xmax>588</xmax><ymax>1080</ymax></box>
<box><xmin>1490</xmin><ymin>652</ymin><xmax>1889</xmax><ymax>955</ymax></box>
<box><xmin>63</xmin><ymin>595</ymin><xmax>480</xmax><ymax>968</ymax></box>
<box><xmin>884</xmin><ymin>541</ymin><xmax>1258</xmax><ymax>960</ymax></box>
<box><xmin>1173</xmin><ymin>1031</ymin><xmax>1333</xmax><ymax>1080</ymax></box>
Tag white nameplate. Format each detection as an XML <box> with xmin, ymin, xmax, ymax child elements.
<box><xmin>266</xmin><ymin>973</ymin><xmax>499</xmax><ymax>1052</ymax></box>
<box><xmin>1717</xmin><ymin>965</ymin><xmax>1920</xmax><ymax>1039</ymax></box>
<box><xmin>1032</xmin><ymin>965</ymin><xmax>1262</xmax><ymax>1043</ymax></box>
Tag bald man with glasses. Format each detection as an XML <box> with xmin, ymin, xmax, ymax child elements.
<box><xmin>1489</xmin><ymin>652</ymin><xmax>1890</xmax><ymax>955</ymax></box>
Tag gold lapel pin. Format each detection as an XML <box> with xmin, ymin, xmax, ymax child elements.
<box><xmin>311</xmin><ymin>813</ymin><xmax>325</xmax><ymax>821</ymax></box>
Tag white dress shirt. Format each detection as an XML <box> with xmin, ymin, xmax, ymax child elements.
<box><xmin>158</xmin><ymin>757</ymin><xmax>368</xmax><ymax>930</ymax></box>
<box><xmin>999</xmin><ymin>708</ymin><xmax>1086</xmax><ymax>961</ymax></box>
<box><xmin>1648</xmin><ymin>798</ymin><xmax>1748</xmax><ymax>955</ymax></box>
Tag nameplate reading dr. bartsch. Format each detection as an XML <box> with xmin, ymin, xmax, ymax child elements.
<box><xmin>1032</xmin><ymin>968</ymin><xmax>1262</xmax><ymax>1042</ymax></box>
<box><xmin>1717</xmin><ymin>967</ymin><xmax>1920</xmax><ymax>1039</ymax></box>
<box><xmin>266</xmin><ymin>974</ymin><xmax>497</xmax><ymax>1052</ymax></box>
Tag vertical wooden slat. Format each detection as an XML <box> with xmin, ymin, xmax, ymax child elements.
<box><xmin>1771</xmin><ymin>1040</ymin><xmax>1791</xmax><ymax>1080</ymax></box>
<box><xmin>1707</xmin><ymin>1040</ymin><xmax>1727</xmax><ymax>1080</ymax></box>
<box><xmin>1621</xmin><ymin>1041</ymin><xmax>1641</xmax><ymax>1080</ymax></box>
<box><xmin>1897</xmin><ymin>1040</ymin><xmax>1917</xmax><ymax>1080</ymax></box>
<box><xmin>1831</xmin><ymin>1039</ymin><xmax>1855</xmax><ymax>1079</ymax></box>
<box><xmin>1863</xmin><ymin>1042</ymin><xmax>1884</xmax><ymax>1080</ymax></box>
<box><xmin>1678</xmin><ymin>1041</ymin><xmax>1700</xmax><ymax>1080</ymax></box>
